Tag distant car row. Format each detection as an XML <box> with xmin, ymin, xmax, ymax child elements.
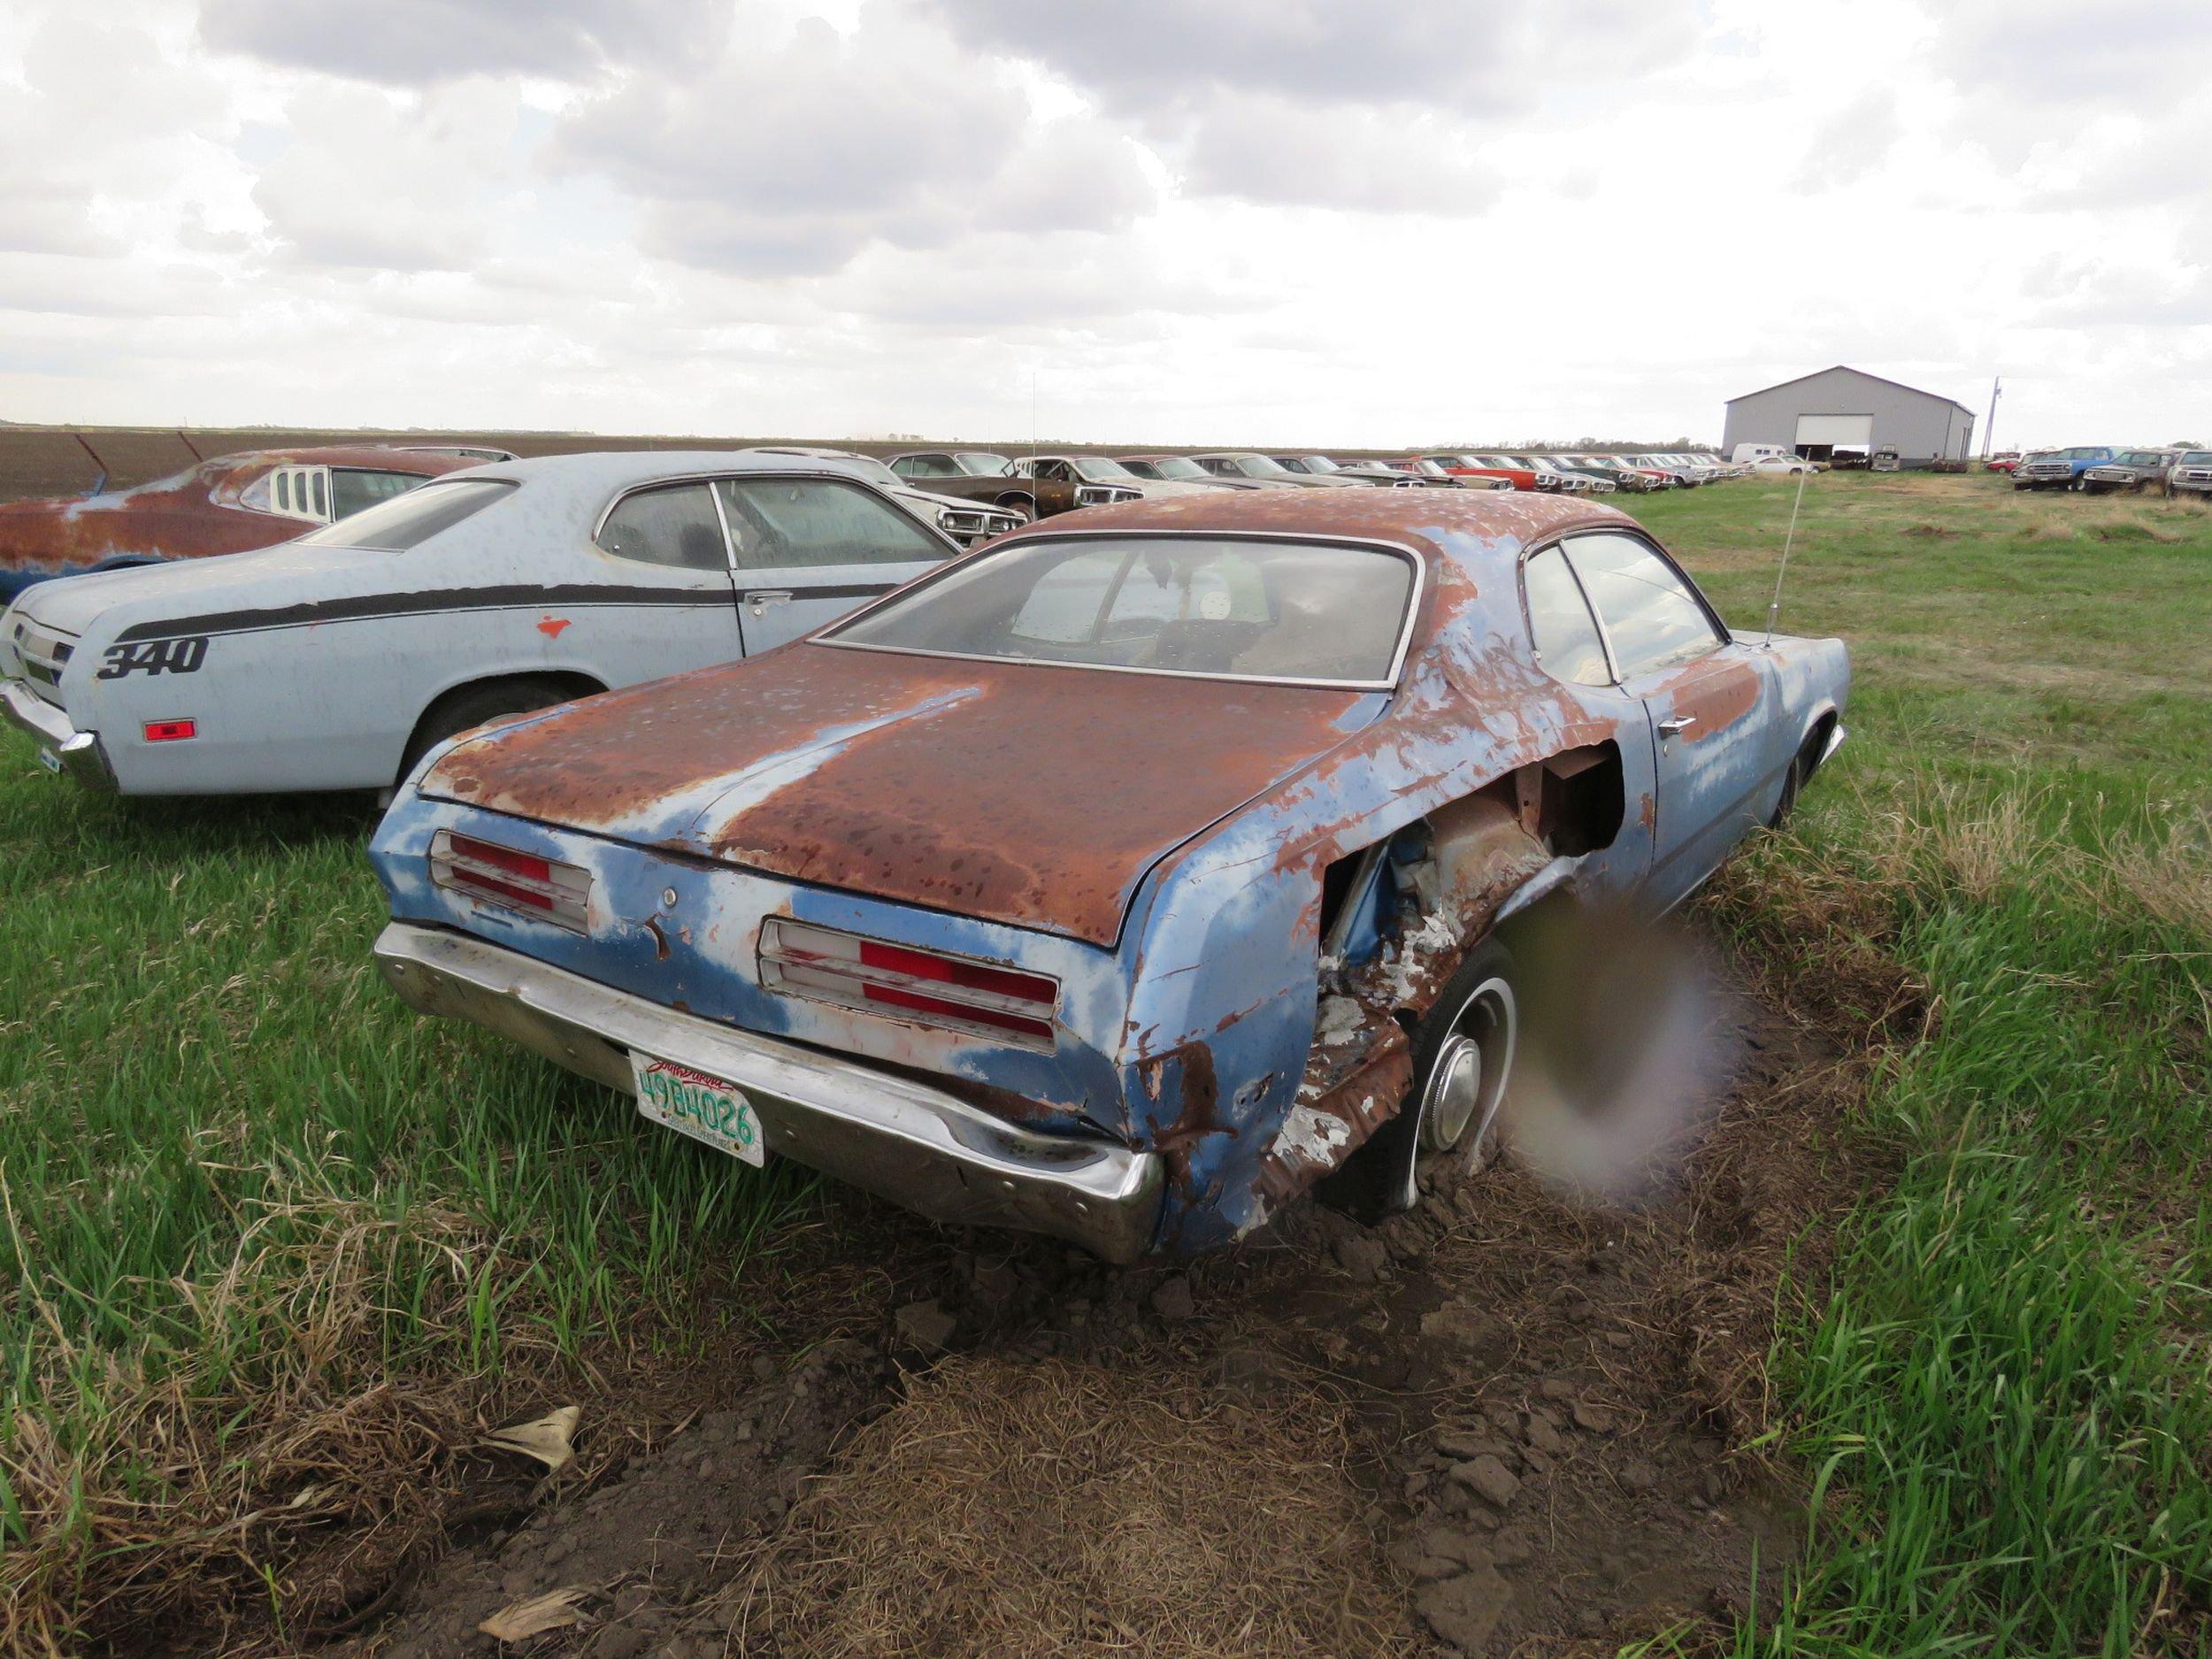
<box><xmin>890</xmin><ymin>446</ymin><xmax>1763</xmax><ymax>508</ymax></box>
<box><xmin>0</xmin><ymin>441</ymin><xmax>1776</xmax><ymax>603</ymax></box>
<box><xmin>1986</xmin><ymin>446</ymin><xmax>2212</xmax><ymax>496</ymax></box>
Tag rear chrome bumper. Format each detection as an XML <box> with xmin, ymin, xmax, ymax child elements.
<box><xmin>373</xmin><ymin>922</ymin><xmax>1164</xmax><ymax>1262</ymax></box>
<box><xmin>1</xmin><ymin>679</ymin><xmax>114</xmax><ymax>789</ymax></box>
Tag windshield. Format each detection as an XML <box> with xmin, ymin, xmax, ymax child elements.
<box><xmin>1297</xmin><ymin>456</ymin><xmax>1340</xmax><ymax>472</ymax></box>
<box><xmin>294</xmin><ymin>478</ymin><xmax>514</xmax><ymax>550</ymax></box>
<box><xmin>1071</xmin><ymin>457</ymin><xmax>1136</xmax><ymax>482</ymax></box>
<box><xmin>955</xmin><ymin>452</ymin><xmax>1016</xmax><ymax>477</ymax></box>
<box><xmin>1146</xmin><ymin>457</ymin><xmax>1209</xmax><ymax>480</ymax></box>
<box><xmin>2062</xmin><ymin>448</ymin><xmax>2108</xmax><ymax>460</ymax></box>
<box><xmin>2181</xmin><ymin>452</ymin><xmax>2212</xmax><ymax>465</ymax></box>
<box><xmin>823</xmin><ymin>535</ymin><xmax>1417</xmax><ymax>687</ymax></box>
<box><xmin>2116</xmin><ymin>452</ymin><xmax>2162</xmax><ymax>465</ymax></box>
<box><xmin>1225</xmin><ymin>455</ymin><xmax>1293</xmax><ymax>477</ymax></box>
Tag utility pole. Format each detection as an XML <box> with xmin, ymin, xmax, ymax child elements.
<box><xmin>1981</xmin><ymin>375</ymin><xmax>2001</xmax><ymax>459</ymax></box>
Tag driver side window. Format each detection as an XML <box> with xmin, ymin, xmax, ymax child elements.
<box><xmin>1559</xmin><ymin>532</ymin><xmax>1723</xmax><ymax>678</ymax></box>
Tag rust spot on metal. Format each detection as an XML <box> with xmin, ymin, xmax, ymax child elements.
<box><xmin>1656</xmin><ymin>657</ymin><xmax>1762</xmax><ymax>740</ymax></box>
<box><xmin>1256</xmin><ymin>1025</ymin><xmax>1413</xmax><ymax>1206</ymax></box>
<box><xmin>1143</xmin><ymin>1039</ymin><xmax>1226</xmax><ymax>1198</ymax></box>
<box><xmin>643</xmin><ymin>915</ymin><xmax>671</xmax><ymax>961</ymax></box>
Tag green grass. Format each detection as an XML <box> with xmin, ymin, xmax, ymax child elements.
<box><xmin>1640</xmin><ymin>473</ymin><xmax>2212</xmax><ymax>1655</ymax></box>
<box><xmin>2</xmin><ymin>471</ymin><xmax>2208</xmax><ymax>1651</ymax></box>
<box><xmin>0</xmin><ymin>787</ymin><xmax>814</xmax><ymax>1646</ymax></box>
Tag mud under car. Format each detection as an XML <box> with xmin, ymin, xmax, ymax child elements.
<box><xmin>0</xmin><ymin>445</ymin><xmax>485</xmax><ymax>603</ymax></box>
<box><xmin>1</xmin><ymin>451</ymin><xmax>958</xmax><ymax>795</ymax></box>
<box><xmin>367</xmin><ymin>488</ymin><xmax>1847</xmax><ymax>1261</ymax></box>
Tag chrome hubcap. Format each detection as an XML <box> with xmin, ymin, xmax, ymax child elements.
<box><xmin>1421</xmin><ymin>977</ymin><xmax>1517</xmax><ymax>1156</ymax></box>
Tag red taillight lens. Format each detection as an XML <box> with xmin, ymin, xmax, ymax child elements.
<box><xmin>430</xmin><ymin>830</ymin><xmax>591</xmax><ymax>932</ymax></box>
<box><xmin>758</xmin><ymin>918</ymin><xmax>1058</xmax><ymax>1048</ymax></box>
<box><xmin>856</xmin><ymin>939</ymin><xmax>1057</xmax><ymax>1006</ymax></box>
<box><xmin>143</xmin><ymin>718</ymin><xmax>197</xmax><ymax>742</ymax></box>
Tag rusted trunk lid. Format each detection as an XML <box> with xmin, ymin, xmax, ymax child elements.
<box><xmin>419</xmin><ymin>643</ymin><xmax>1384</xmax><ymax>947</ymax></box>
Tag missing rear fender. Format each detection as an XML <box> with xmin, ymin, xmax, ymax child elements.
<box><xmin>1263</xmin><ymin>763</ymin><xmax>1606</xmax><ymax>1211</ymax></box>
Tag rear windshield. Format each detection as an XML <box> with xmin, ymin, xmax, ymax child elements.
<box><xmin>822</xmin><ymin>534</ymin><xmax>1417</xmax><ymax>687</ymax></box>
<box><xmin>295</xmin><ymin>479</ymin><xmax>516</xmax><ymax>550</ymax></box>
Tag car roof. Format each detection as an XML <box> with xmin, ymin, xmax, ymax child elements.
<box><xmin>992</xmin><ymin>477</ymin><xmax>1629</xmax><ymax>577</ymax></box>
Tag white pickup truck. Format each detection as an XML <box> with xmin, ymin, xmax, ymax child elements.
<box><xmin>1</xmin><ymin>451</ymin><xmax>962</xmax><ymax>795</ymax></box>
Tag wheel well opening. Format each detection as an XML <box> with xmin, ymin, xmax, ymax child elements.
<box><xmin>401</xmin><ymin>671</ymin><xmax>606</xmax><ymax>772</ymax></box>
<box><xmin>1802</xmin><ymin>711</ymin><xmax>1838</xmax><ymax>775</ymax></box>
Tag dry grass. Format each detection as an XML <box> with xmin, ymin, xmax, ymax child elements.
<box><xmin>0</xmin><ymin>1189</ymin><xmax>540</xmax><ymax>1656</ymax></box>
<box><xmin>722</xmin><ymin>1354</ymin><xmax>1417</xmax><ymax>1659</ymax></box>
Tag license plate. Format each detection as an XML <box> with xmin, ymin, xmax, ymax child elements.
<box><xmin>630</xmin><ymin>1054</ymin><xmax>766</xmax><ymax>1167</ymax></box>
<box><xmin>36</xmin><ymin>747</ymin><xmax>61</xmax><ymax>774</ymax></box>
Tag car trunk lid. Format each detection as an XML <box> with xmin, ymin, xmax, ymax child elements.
<box><xmin>419</xmin><ymin>643</ymin><xmax>1384</xmax><ymax>948</ymax></box>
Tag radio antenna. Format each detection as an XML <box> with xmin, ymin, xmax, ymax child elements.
<box><xmin>1762</xmin><ymin>463</ymin><xmax>1810</xmax><ymax>647</ymax></box>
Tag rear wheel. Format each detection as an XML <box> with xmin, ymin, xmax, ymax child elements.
<box><xmin>1317</xmin><ymin>938</ymin><xmax>1519</xmax><ymax>1224</ymax></box>
<box><xmin>400</xmin><ymin>675</ymin><xmax>573</xmax><ymax>781</ymax></box>
<box><xmin>995</xmin><ymin>495</ymin><xmax>1037</xmax><ymax>524</ymax></box>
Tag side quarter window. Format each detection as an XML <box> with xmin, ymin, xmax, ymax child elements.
<box><xmin>1560</xmin><ymin>532</ymin><xmax>1724</xmax><ymax>679</ymax></box>
<box><xmin>1521</xmin><ymin>547</ymin><xmax>1614</xmax><ymax>687</ymax></box>
<box><xmin>715</xmin><ymin>477</ymin><xmax>947</xmax><ymax>570</ymax></box>
<box><xmin>595</xmin><ymin>483</ymin><xmax>730</xmax><ymax>571</ymax></box>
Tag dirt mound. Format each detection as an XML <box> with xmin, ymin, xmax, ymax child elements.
<box><xmin>720</xmin><ymin>1354</ymin><xmax>1413</xmax><ymax>1658</ymax></box>
<box><xmin>307</xmin><ymin>945</ymin><xmax>1878</xmax><ymax>1659</ymax></box>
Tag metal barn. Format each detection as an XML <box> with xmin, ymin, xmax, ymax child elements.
<box><xmin>1721</xmin><ymin>365</ymin><xmax>1976</xmax><ymax>465</ymax></box>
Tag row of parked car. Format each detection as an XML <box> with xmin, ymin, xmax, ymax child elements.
<box><xmin>1987</xmin><ymin>446</ymin><xmax>2212</xmax><ymax>496</ymax></box>
<box><xmin>0</xmin><ymin>435</ymin><xmax>1848</xmax><ymax>1260</ymax></box>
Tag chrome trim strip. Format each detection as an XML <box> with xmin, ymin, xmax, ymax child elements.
<box><xmin>812</xmin><ymin>527</ymin><xmax>1427</xmax><ymax>695</ymax></box>
<box><xmin>374</xmin><ymin>922</ymin><xmax>1164</xmax><ymax>1261</ymax></box>
<box><xmin>1</xmin><ymin>679</ymin><xmax>116</xmax><ymax>789</ymax></box>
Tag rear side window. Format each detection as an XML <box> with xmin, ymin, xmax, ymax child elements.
<box><xmin>1561</xmin><ymin>532</ymin><xmax>1723</xmax><ymax>678</ymax></box>
<box><xmin>296</xmin><ymin>478</ymin><xmax>515</xmax><ymax>550</ymax></box>
<box><xmin>595</xmin><ymin>483</ymin><xmax>729</xmax><ymax>570</ymax></box>
<box><xmin>331</xmin><ymin>468</ymin><xmax>428</xmax><ymax>519</ymax></box>
<box><xmin>715</xmin><ymin>478</ymin><xmax>945</xmax><ymax>571</ymax></box>
<box><xmin>1522</xmin><ymin>548</ymin><xmax>1613</xmax><ymax>687</ymax></box>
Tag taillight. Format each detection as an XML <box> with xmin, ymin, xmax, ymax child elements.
<box><xmin>757</xmin><ymin>918</ymin><xmax>1058</xmax><ymax>1048</ymax></box>
<box><xmin>430</xmin><ymin>829</ymin><xmax>591</xmax><ymax>932</ymax></box>
<box><xmin>142</xmin><ymin>718</ymin><xmax>197</xmax><ymax>742</ymax></box>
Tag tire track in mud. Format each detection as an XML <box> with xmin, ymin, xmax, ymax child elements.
<box><xmin>326</xmin><ymin>960</ymin><xmax>1864</xmax><ymax>1659</ymax></box>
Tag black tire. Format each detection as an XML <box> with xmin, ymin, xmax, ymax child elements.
<box><xmin>995</xmin><ymin>495</ymin><xmax>1037</xmax><ymax>524</ymax></box>
<box><xmin>1316</xmin><ymin>938</ymin><xmax>1518</xmax><ymax>1224</ymax></box>
<box><xmin>1768</xmin><ymin>749</ymin><xmax>1806</xmax><ymax>830</ymax></box>
<box><xmin>400</xmin><ymin>675</ymin><xmax>573</xmax><ymax>780</ymax></box>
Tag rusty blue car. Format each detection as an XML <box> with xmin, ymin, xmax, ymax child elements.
<box><xmin>368</xmin><ymin>488</ymin><xmax>1847</xmax><ymax>1259</ymax></box>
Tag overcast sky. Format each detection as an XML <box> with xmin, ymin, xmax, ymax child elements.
<box><xmin>2</xmin><ymin>0</ymin><xmax>2205</xmax><ymax>449</ymax></box>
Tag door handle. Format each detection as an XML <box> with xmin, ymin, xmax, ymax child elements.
<box><xmin>745</xmin><ymin>590</ymin><xmax>792</xmax><ymax>616</ymax></box>
<box><xmin>1657</xmin><ymin>714</ymin><xmax>1698</xmax><ymax>738</ymax></box>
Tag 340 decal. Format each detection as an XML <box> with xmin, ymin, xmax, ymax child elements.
<box><xmin>98</xmin><ymin>636</ymin><xmax>209</xmax><ymax>680</ymax></box>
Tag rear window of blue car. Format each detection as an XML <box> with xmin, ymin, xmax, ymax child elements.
<box><xmin>820</xmin><ymin>534</ymin><xmax>1417</xmax><ymax>688</ymax></box>
<box><xmin>296</xmin><ymin>479</ymin><xmax>515</xmax><ymax>551</ymax></box>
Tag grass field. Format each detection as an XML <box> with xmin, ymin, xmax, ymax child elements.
<box><xmin>2</xmin><ymin>470</ymin><xmax>2208</xmax><ymax>1653</ymax></box>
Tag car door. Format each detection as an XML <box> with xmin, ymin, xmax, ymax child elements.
<box><xmin>1517</xmin><ymin>544</ymin><xmax>1656</xmax><ymax>902</ymax></box>
<box><xmin>712</xmin><ymin>474</ymin><xmax>955</xmax><ymax>651</ymax></box>
<box><xmin>1560</xmin><ymin>529</ymin><xmax>1778</xmax><ymax>912</ymax></box>
<box><xmin>588</xmin><ymin>480</ymin><xmax>749</xmax><ymax>678</ymax></box>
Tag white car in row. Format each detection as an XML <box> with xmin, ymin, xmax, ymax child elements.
<box><xmin>2</xmin><ymin>451</ymin><xmax>962</xmax><ymax>796</ymax></box>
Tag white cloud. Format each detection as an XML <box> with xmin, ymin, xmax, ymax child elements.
<box><xmin>0</xmin><ymin>0</ymin><xmax>2200</xmax><ymax>449</ymax></box>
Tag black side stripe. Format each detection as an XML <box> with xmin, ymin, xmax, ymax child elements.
<box><xmin>112</xmin><ymin>581</ymin><xmax>897</xmax><ymax>644</ymax></box>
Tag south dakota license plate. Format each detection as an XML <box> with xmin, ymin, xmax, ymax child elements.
<box><xmin>630</xmin><ymin>1054</ymin><xmax>766</xmax><ymax>1167</ymax></box>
